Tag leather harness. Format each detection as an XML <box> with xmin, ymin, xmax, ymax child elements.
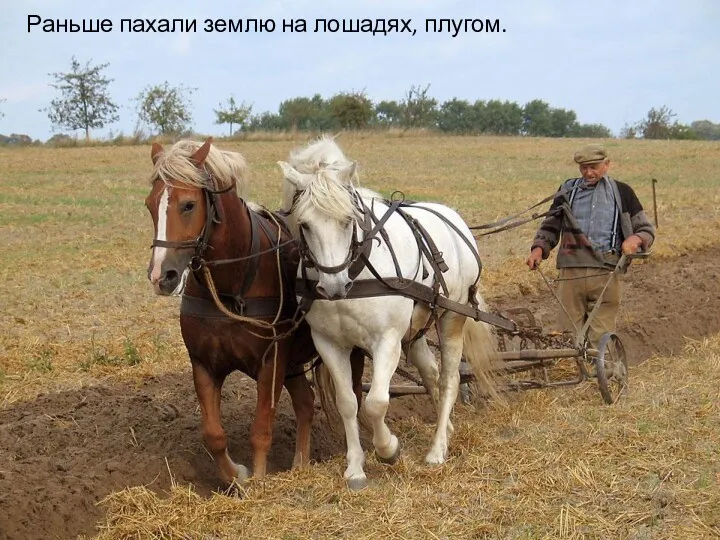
<box><xmin>151</xmin><ymin>173</ymin><xmax>298</xmax><ymax>326</ymax></box>
<box><xmin>294</xmin><ymin>190</ymin><xmax>518</xmax><ymax>334</ymax></box>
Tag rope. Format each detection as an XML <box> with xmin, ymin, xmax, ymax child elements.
<box><xmin>266</xmin><ymin>212</ymin><xmax>285</xmax><ymax>409</ymax></box>
<box><xmin>201</xmin><ymin>265</ymin><xmax>278</xmax><ymax>332</ymax></box>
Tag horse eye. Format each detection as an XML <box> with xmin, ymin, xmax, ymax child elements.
<box><xmin>181</xmin><ymin>201</ymin><xmax>196</xmax><ymax>213</ymax></box>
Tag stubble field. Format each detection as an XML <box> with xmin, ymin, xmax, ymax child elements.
<box><xmin>1</xmin><ymin>133</ymin><xmax>719</xmax><ymax>539</ymax></box>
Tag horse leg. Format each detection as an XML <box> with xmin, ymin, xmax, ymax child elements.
<box><xmin>191</xmin><ymin>361</ymin><xmax>249</xmax><ymax>484</ymax></box>
<box><xmin>251</xmin><ymin>346</ymin><xmax>288</xmax><ymax>479</ymax></box>
<box><xmin>283</xmin><ymin>371</ymin><xmax>315</xmax><ymax>470</ymax></box>
<box><xmin>406</xmin><ymin>336</ymin><xmax>440</xmax><ymax>410</ymax></box>
<box><xmin>312</xmin><ymin>333</ymin><xmax>366</xmax><ymax>490</ymax></box>
<box><xmin>407</xmin><ymin>335</ymin><xmax>454</xmax><ymax>435</ymax></box>
<box><xmin>364</xmin><ymin>333</ymin><xmax>402</xmax><ymax>465</ymax></box>
<box><xmin>406</xmin><ymin>305</ymin><xmax>439</xmax><ymax>407</ymax></box>
<box><xmin>426</xmin><ymin>312</ymin><xmax>466</xmax><ymax>465</ymax></box>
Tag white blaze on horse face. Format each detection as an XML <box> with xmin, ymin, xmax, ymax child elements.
<box><xmin>150</xmin><ymin>186</ymin><xmax>170</xmax><ymax>284</ymax></box>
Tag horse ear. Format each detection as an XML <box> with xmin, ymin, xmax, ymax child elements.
<box><xmin>190</xmin><ymin>137</ymin><xmax>213</xmax><ymax>166</ymax></box>
<box><xmin>339</xmin><ymin>161</ymin><xmax>358</xmax><ymax>183</ymax></box>
<box><xmin>277</xmin><ymin>161</ymin><xmax>310</xmax><ymax>189</ymax></box>
<box><xmin>151</xmin><ymin>142</ymin><xmax>164</xmax><ymax>165</ymax></box>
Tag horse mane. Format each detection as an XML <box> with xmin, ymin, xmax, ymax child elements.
<box><xmin>287</xmin><ymin>134</ymin><xmax>351</xmax><ymax>174</ymax></box>
<box><xmin>282</xmin><ymin>135</ymin><xmax>382</xmax><ymax>223</ymax></box>
<box><xmin>150</xmin><ymin>139</ymin><xmax>249</xmax><ymax>198</ymax></box>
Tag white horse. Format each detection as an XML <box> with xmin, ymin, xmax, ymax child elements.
<box><xmin>277</xmin><ymin>137</ymin><xmax>499</xmax><ymax>490</ymax></box>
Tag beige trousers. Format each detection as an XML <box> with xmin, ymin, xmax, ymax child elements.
<box><xmin>556</xmin><ymin>267</ymin><xmax>623</xmax><ymax>347</ymax></box>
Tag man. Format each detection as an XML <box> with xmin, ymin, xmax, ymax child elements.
<box><xmin>526</xmin><ymin>143</ymin><xmax>655</xmax><ymax>346</ymax></box>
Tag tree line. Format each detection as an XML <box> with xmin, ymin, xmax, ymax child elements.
<box><xmin>2</xmin><ymin>57</ymin><xmax>719</xmax><ymax>142</ymax></box>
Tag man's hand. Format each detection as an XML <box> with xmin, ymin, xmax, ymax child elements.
<box><xmin>621</xmin><ymin>235</ymin><xmax>643</xmax><ymax>255</ymax></box>
<box><xmin>526</xmin><ymin>247</ymin><xmax>543</xmax><ymax>270</ymax></box>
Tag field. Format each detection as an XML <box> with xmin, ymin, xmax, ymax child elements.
<box><xmin>1</xmin><ymin>134</ymin><xmax>719</xmax><ymax>539</ymax></box>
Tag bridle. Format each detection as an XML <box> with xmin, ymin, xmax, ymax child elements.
<box><xmin>294</xmin><ymin>187</ymin><xmax>404</xmax><ymax>280</ymax></box>
<box><xmin>150</xmin><ymin>171</ymin><xmax>236</xmax><ymax>271</ymax></box>
<box><xmin>297</xmin><ymin>219</ymin><xmax>363</xmax><ymax>275</ymax></box>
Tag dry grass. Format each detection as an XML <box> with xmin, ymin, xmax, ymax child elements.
<box><xmin>92</xmin><ymin>335</ymin><xmax>720</xmax><ymax>539</ymax></box>
<box><xmin>2</xmin><ymin>134</ymin><xmax>719</xmax><ymax>538</ymax></box>
<box><xmin>1</xmin><ymin>135</ymin><xmax>719</xmax><ymax>404</ymax></box>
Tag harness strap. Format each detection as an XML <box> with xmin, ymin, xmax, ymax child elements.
<box><xmin>181</xmin><ymin>294</ymin><xmax>293</xmax><ymax>320</ymax></box>
<box><xmin>237</xmin><ymin>207</ymin><xmax>262</xmax><ymax>300</ymax></box>
<box><xmin>347</xmin><ymin>199</ymin><xmax>377</xmax><ymax>280</ymax></box>
<box><xmin>296</xmin><ymin>277</ymin><xmax>517</xmax><ymax>332</ymax></box>
<box><xmin>394</xmin><ymin>207</ymin><xmax>449</xmax><ymax>297</ymax></box>
<box><xmin>399</xmin><ymin>202</ymin><xmax>484</xmax><ymax>285</ymax></box>
<box><xmin>348</xmin><ymin>198</ymin><xmax>404</xmax><ymax>280</ymax></box>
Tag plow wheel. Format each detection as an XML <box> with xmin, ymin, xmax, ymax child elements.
<box><xmin>595</xmin><ymin>333</ymin><xmax>628</xmax><ymax>405</ymax></box>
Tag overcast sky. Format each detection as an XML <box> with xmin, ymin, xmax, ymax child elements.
<box><xmin>1</xmin><ymin>0</ymin><xmax>718</xmax><ymax>140</ymax></box>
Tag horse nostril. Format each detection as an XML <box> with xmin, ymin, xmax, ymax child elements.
<box><xmin>316</xmin><ymin>285</ymin><xmax>329</xmax><ymax>299</ymax></box>
<box><xmin>343</xmin><ymin>282</ymin><xmax>353</xmax><ymax>295</ymax></box>
<box><xmin>164</xmin><ymin>269</ymin><xmax>179</xmax><ymax>285</ymax></box>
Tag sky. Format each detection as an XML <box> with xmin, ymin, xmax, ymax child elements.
<box><xmin>0</xmin><ymin>0</ymin><xmax>718</xmax><ymax>140</ymax></box>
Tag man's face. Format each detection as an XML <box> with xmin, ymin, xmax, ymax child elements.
<box><xmin>579</xmin><ymin>160</ymin><xmax>610</xmax><ymax>185</ymax></box>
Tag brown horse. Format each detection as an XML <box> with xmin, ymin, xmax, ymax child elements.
<box><xmin>144</xmin><ymin>138</ymin><xmax>338</xmax><ymax>484</ymax></box>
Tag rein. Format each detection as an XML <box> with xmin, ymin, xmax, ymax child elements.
<box><xmin>469</xmin><ymin>186</ymin><xmax>572</xmax><ymax>237</ymax></box>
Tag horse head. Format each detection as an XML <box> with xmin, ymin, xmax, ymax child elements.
<box><xmin>278</xmin><ymin>159</ymin><xmax>360</xmax><ymax>300</ymax></box>
<box><xmin>145</xmin><ymin>138</ymin><xmax>219</xmax><ymax>296</ymax></box>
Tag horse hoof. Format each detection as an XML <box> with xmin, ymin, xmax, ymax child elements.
<box><xmin>347</xmin><ymin>477</ymin><xmax>368</xmax><ymax>491</ymax></box>
<box><xmin>235</xmin><ymin>464</ymin><xmax>250</xmax><ymax>482</ymax></box>
<box><xmin>376</xmin><ymin>444</ymin><xmax>401</xmax><ymax>465</ymax></box>
<box><xmin>425</xmin><ymin>449</ymin><xmax>447</xmax><ymax>465</ymax></box>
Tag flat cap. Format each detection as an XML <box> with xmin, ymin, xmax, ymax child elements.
<box><xmin>573</xmin><ymin>144</ymin><xmax>608</xmax><ymax>164</ymax></box>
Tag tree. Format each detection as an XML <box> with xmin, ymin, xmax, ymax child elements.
<box><xmin>570</xmin><ymin>123</ymin><xmax>613</xmax><ymax>138</ymax></box>
<box><xmin>639</xmin><ymin>105</ymin><xmax>677</xmax><ymax>139</ymax></box>
<box><xmin>481</xmin><ymin>100</ymin><xmax>523</xmax><ymax>135</ymax></box>
<box><xmin>437</xmin><ymin>99</ymin><xmax>476</xmax><ymax>133</ymax></box>
<box><xmin>328</xmin><ymin>91</ymin><xmax>374</xmax><ymax>129</ymax></box>
<box><xmin>547</xmin><ymin>107</ymin><xmax>578</xmax><ymax>137</ymax></box>
<box><xmin>619</xmin><ymin>123</ymin><xmax>638</xmax><ymax>139</ymax></box>
<box><xmin>401</xmin><ymin>84</ymin><xmax>438</xmax><ymax>128</ymax></box>
<box><xmin>374</xmin><ymin>100</ymin><xmax>403</xmax><ymax>127</ymax></box>
<box><xmin>43</xmin><ymin>57</ymin><xmax>119</xmax><ymax>142</ymax></box>
<box><xmin>690</xmin><ymin>120</ymin><xmax>720</xmax><ymax>140</ymax></box>
<box><xmin>522</xmin><ymin>99</ymin><xmax>553</xmax><ymax>136</ymax></box>
<box><xmin>214</xmin><ymin>96</ymin><xmax>252</xmax><ymax>136</ymax></box>
<box><xmin>135</xmin><ymin>82</ymin><xmax>195</xmax><ymax>136</ymax></box>
<box><xmin>278</xmin><ymin>94</ymin><xmax>333</xmax><ymax>131</ymax></box>
<box><xmin>245</xmin><ymin>111</ymin><xmax>287</xmax><ymax>131</ymax></box>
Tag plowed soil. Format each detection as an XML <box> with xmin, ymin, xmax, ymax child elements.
<box><xmin>2</xmin><ymin>249</ymin><xmax>719</xmax><ymax>540</ymax></box>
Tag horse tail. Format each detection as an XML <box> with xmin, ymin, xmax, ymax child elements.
<box><xmin>462</xmin><ymin>293</ymin><xmax>505</xmax><ymax>405</ymax></box>
<box><xmin>313</xmin><ymin>357</ymin><xmax>371</xmax><ymax>433</ymax></box>
<box><xmin>313</xmin><ymin>363</ymin><xmax>341</xmax><ymax>432</ymax></box>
